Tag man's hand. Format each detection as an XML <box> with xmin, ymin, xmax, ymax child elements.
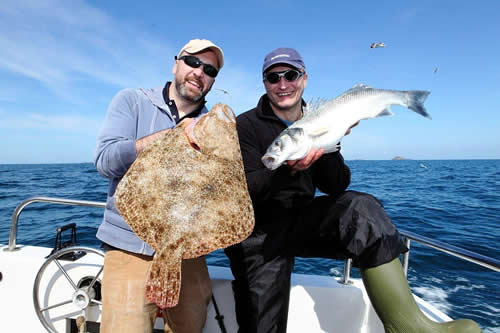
<box><xmin>287</xmin><ymin>148</ymin><xmax>324</xmax><ymax>173</ymax></box>
<box><xmin>135</xmin><ymin>128</ymin><xmax>169</xmax><ymax>154</ymax></box>
<box><xmin>135</xmin><ymin>118</ymin><xmax>197</xmax><ymax>155</ymax></box>
<box><xmin>283</xmin><ymin>121</ymin><xmax>358</xmax><ymax>174</ymax></box>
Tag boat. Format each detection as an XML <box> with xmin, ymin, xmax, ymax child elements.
<box><xmin>1</xmin><ymin>196</ymin><xmax>499</xmax><ymax>332</ymax></box>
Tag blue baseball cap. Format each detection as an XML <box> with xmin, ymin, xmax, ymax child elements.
<box><xmin>262</xmin><ymin>47</ymin><xmax>305</xmax><ymax>73</ymax></box>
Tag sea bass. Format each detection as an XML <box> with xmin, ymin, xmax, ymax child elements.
<box><xmin>115</xmin><ymin>103</ymin><xmax>254</xmax><ymax>308</ymax></box>
<box><xmin>261</xmin><ymin>84</ymin><xmax>431</xmax><ymax>170</ymax></box>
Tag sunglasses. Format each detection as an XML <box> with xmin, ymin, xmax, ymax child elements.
<box><xmin>175</xmin><ymin>55</ymin><xmax>219</xmax><ymax>78</ymax></box>
<box><xmin>264</xmin><ymin>69</ymin><xmax>304</xmax><ymax>84</ymax></box>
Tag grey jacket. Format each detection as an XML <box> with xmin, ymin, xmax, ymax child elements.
<box><xmin>94</xmin><ymin>86</ymin><xmax>209</xmax><ymax>255</ymax></box>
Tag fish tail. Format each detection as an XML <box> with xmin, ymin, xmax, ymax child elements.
<box><xmin>406</xmin><ymin>91</ymin><xmax>432</xmax><ymax>119</ymax></box>
<box><xmin>145</xmin><ymin>246</ymin><xmax>183</xmax><ymax>309</ymax></box>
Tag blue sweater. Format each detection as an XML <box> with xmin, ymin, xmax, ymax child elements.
<box><xmin>94</xmin><ymin>86</ymin><xmax>209</xmax><ymax>255</ymax></box>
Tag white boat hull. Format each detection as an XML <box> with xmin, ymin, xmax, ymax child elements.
<box><xmin>0</xmin><ymin>244</ymin><xmax>451</xmax><ymax>333</ymax></box>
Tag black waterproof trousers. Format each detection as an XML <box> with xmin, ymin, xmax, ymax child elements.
<box><xmin>224</xmin><ymin>190</ymin><xmax>408</xmax><ymax>333</ymax></box>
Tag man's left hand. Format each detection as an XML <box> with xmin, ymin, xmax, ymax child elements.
<box><xmin>287</xmin><ymin>148</ymin><xmax>324</xmax><ymax>173</ymax></box>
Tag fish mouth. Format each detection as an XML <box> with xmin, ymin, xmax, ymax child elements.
<box><xmin>186</xmin><ymin>134</ymin><xmax>202</xmax><ymax>152</ymax></box>
<box><xmin>183</xmin><ymin>118</ymin><xmax>202</xmax><ymax>153</ymax></box>
<box><xmin>190</xmin><ymin>141</ymin><xmax>201</xmax><ymax>151</ymax></box>
<box><xmin>261</xmin><ymin>155</ymin><xmax>280</xmax><ymax>170</ymax></box>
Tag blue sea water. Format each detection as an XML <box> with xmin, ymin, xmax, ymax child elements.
<box><xmin>0</xmin><ymin>160</ymin><xmax>498</xmax><ymax>332</ymax></box>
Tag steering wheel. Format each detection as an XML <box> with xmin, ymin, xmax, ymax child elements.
<box><xmin>33</xmin><ymin>246</ymin><xmax>104</xmax><ymax>333</ymax></box>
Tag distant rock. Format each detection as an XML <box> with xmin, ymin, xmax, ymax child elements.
<box><xmin>392</xmin><ymin>156</ymin><xmax>411</xmax><ymax>160</ymax></box>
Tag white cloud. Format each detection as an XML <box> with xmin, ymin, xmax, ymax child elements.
<box><xmin>0</xmin><ymin>0</ymin><xmax>261</xmax><ymax>109</ymax></box>
<box><xmin>0</xmin><ymin>1</ymin><xmax>269</xmax><ymax>163</ymax></box>
<box><xmin>0</xmin><ymin>112</ymin><xmax>102</xmax><ymax>134</ymax></box>
<box><xmin>0</xmin><ymin>0</ymin><xmax>172</xmax><ymax>97</ymax></box>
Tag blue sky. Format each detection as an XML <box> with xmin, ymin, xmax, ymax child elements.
<box><xmin>1</xmin><ymin>0</ymin><xmax>499</xmax><ymax>163</ymax></box>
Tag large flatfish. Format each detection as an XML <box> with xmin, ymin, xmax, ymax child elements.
<box><xmin>115</xmin><ymin>103</ymin><xmax>255</xmax><ymax>308</ymax></box>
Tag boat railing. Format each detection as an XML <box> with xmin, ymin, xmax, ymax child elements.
<box><xmin>5</xmin><ymin>196</ymin><xmax>105</xmax><ymax>252</ymax></box>
<box><xmin>342</xmin><ymin>228</ymin><xmax>499</xmax><ymax>284</ymax></box>
<box><xmin>399</xmin><ymin>229</ymin><xmax>500</xmax><ymax>273</ymax></box>
<box><xmin>4</xmin><ymin>196</ymin><xmax>500</xmax><ymax>283</ymax></box>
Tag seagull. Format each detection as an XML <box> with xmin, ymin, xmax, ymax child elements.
<box><xmin>216</xmin><ymin>88</ymin><xmax>230</xmax><ymax>95</ymax></box>
<box><xmin>370</xmin><ymin>42</ymin><xmax>386</xmax><ymax>48</ymax></box>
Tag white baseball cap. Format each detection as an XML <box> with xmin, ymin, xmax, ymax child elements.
<box><xmin>177</xmin><ymin>39</ymin><xmax>224</xmax><ymax>69</ymax></box>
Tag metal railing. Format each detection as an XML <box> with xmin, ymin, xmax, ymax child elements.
<box><xmin>5</xmin><ymin>196</ymin><xmax>500</xmax><ymax>281</ymax></box>
<box><xmin>400</xmin><ymin>229</ymin><xmax>500</xmax><ymax>273</ymax></box>
<box><xmin>5</xmin><ymin>196</ymin><xmax>105</xmax><ymax>252</ymax></box>
<box><xmin>341</xmin><ymin>228</ymin><xmax>500</xmax><ymax>284</ymax></box>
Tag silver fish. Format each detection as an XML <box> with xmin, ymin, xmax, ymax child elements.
<box><xmin>261</xmin><ymin>84</ymin><xmax>431</xmax><ymax>170</ymax></box>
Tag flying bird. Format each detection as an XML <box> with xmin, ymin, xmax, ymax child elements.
<box><xmin>216</xmin><ymin>88</ymin><xmax>230</xmax><ymax>95</ymax></box>
<box><xmin>370</xmin><ymin>42</ymin><xmax>386</xmax><ymax>48</ymax></box>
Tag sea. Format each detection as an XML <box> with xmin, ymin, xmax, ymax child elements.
<box><xmin>0</xmin><ymin>160</ymin><xmax>498</xmax><ymax>332</ymax></box>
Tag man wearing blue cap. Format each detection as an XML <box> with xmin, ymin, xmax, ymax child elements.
<box><xmin>224</xmin><ymin>47</ymin><xmax>481</xmax><ymax>333</ymax></box>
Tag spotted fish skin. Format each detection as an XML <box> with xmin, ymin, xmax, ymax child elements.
<box><xmin>261</xmin><ymin>84</ymin><xmax>431</xmax><ymax>170</ymax></box>
<box><xmin>115</xmin><ymin>103</ymin><xmax>255</xmax><ymax>308</ymax></box>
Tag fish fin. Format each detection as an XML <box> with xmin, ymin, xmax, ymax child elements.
<box><xmin>308</xmin><ymin>84</ymin><xmax>373</xmax><ymax>112</ymax></box>
<box><xmin>351</xmin><ymin>83</ymin><xmax>373</xmax><ymax>90</ymax></box>
<box><xmin>310</xmin><ymin>126</ymin><xmax>329</xmax><ymax>137</ymax></box>
<box><xmin>377</xmin><ymin>107</ymin><xmax>394</xmax><ymax>117</ymax></box>
<box><xmin>338</xmin><ymin>84</ymin><xmax>373</xmax><ymax>97</ymax></box>
<box><xmin>306</xmin><ymin>97</ymin><xmax>330</xmax><ymax>113</ymax></box>
<box><xmin>323</xmin><ymin>142</ymin><xmax>341</xmax><ymax>154</ymax></box>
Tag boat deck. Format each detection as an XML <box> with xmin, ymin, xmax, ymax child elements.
<box><xmin>1</xmin><ymin>243</ymin><xmax>449</xmax><ymax>333</ymax></box>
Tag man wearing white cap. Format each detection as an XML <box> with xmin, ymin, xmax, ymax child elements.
<box><xmin>94</xmin><ymin>39</ymin><xmax>224</xmax><ymax>333</ymax></box>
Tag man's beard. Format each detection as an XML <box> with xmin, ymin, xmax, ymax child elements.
<box><xmin>175</xmin><ymin>76</ymin><xmax>205</xmax><ymax>103</ymax></box>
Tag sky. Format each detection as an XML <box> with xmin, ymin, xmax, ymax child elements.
<box><xmin>1</xmin><ymin>0</ymin><xmax>499</xmax><ymax>163</ymax></box>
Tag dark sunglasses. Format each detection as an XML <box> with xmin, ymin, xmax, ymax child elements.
<box><xmin>264</xmin><ymin>69</ymin><xmax>304</xmax><ymax>84</ymax></box>
<box><xmin>175</xmin><ymin>55</ymin><xmax>219</xmax><ymax>78</ymax></box>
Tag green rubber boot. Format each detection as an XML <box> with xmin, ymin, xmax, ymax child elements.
<box><xmin>361</xmin><ymin>258</ymin><xmax>482</xmax><ymax>333</ymax></box>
